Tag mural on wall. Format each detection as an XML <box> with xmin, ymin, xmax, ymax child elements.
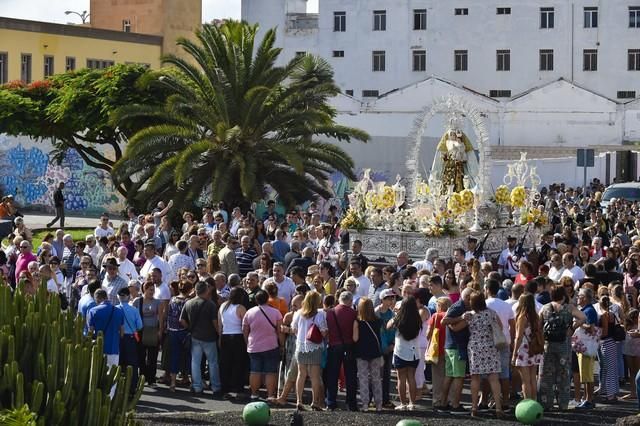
<box><xmin>0</xmin><ymin>135</ymin><xmax>126</xmax><ymax>215</ymax></box>
<box><xmin>254</xmin><ymin>169</ymin><xmax>391</xmax><ymax>220</ymax></box>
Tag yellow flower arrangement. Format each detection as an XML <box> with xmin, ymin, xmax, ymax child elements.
<box><xmin>510</xmin><ymin>186</ymin><xmax>526</xmax><ymax>208</ymax></box>
<box><xmin>416</xmin><ymin>182</ymin><xmax>430</xmax><ymax>197</ymax></box>
<box><xmin>460</xmin><ymin>189</ymin><xmax>475</xmax><ymax>211</ymax></box>
<box><xmin>340</xmin><ymin>208</ymin><xmax>366</xmax><ymax>231</ymax></box>
<box><xmin>495</xmin><ymin>185</ymin><xmax>511</xmax><ymax>205</ymax></box>
<box><xmin>523</xmin><ymin>206</ymin><xmax>548</xmax><ymax>227</ymax></box>
<box><xmin>380</xmin><ymin>186</ymin><xmax>396</xmax><ymax>209</ymax></box>
<box><xmin>447</xmin><ymin>192</ymin><xmax>464</xmax><ymax>215</ymax></box>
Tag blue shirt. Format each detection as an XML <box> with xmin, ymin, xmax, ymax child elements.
<box><xmin>272</xmin><ymin>240</ymin><xmax>290</xmax><ymax>263</ymax></box>
<box><xmin>87</xmin><ymin>302</ymin><xmax>124</xmax><ymax>355</ymax></box>
<box><xmin>444</xmin><ymin>299</ymin><xmax>470</xmax><ymax>360</ymax></box>
<box><xmin>377</xmin><ymin>308</ymin><xmax>395</xmax><ymax>352</ymax></box>
<box><xmin>581</xmin><ymin>303</ymin><xmax>598</xmax><ymax>325</ymax></box>
<box><xmin>117</xmin><ymin>303</ymin><xmax>143</xmax><ymax>335</ymax></box>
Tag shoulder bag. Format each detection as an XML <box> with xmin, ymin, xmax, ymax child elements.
<box><xmin>610</xmin><ymin>311</ymin><xmax>626</xmax><ymax>342</ymax></box>
<box><xmin>259</xmin><ymin>305</ymin><xmax>281</xmax><ymax>349</ymax></box>
<box><xmin>364</xmin><ymin>320</ymin><xmax>382</xmax><ymax>358</ymax></box>
<box><xmin>331</xmin><ymin>309</ymin><xmax>354</xmax><ymax>360</ymax></box>
<box><xmin>122</xmin><ymin>307</ymin><xmax>141</xmax><ymax>343</ymax></box>
<box><xmin>426</xmin><ymin>315</ymin><xmax>441</xmax><ymax>364</ymax></box>
<box><xmin>306</xmin><ymin>313</ymin><xmax>324</xmax><ymax>344</ymax></box>
<box><xmin>528</xmin><ymin>318</ymin><xmax>545</xmax><ymax>356</ymax></box>
<box><xmin>490</xmin><ymin>311</ymin><xmax>508</xmax><ymax>350</ymax></box>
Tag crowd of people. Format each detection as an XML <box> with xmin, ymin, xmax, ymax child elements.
<box><xmin>0</xmin><ymin>180</ymin><xmax>639</xmax><ymax>417</ymax></box>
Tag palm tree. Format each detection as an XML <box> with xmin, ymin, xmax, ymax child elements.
<box><xmin>112</xmin><ymin>21</ymin><xmax>368</xmax><ymax>210</ymax></box>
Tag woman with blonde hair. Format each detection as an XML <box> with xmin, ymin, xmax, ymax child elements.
<box><xmin>512</xmin><ymin>294</ymin><xmax>543</xmax><ymax>400</ymax></box>
<box><xmin>352</xmin><ymin>297</ymin><xmax>383</xmax><ymax>411</ymax></box>
<box><xmin>291</xmin><ymin>291</ymin><xmax>328</xmax><ymax>410</ymax></box>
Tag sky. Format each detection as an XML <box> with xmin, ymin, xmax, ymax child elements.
<box><xmin>0</xmin><ymin>0</ymin><xmax>242</xmax><ymax>23</ymax></box>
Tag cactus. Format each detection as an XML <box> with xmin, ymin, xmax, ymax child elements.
<box><xmin>0</xmin><ymin>282</ymin><xmax>143</xmax><ymax>424</ymax></box>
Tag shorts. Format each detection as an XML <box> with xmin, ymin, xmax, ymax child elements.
<box><xmin>577</xmin><ymin>354</ymin><xmax>595</xmax><ymax>383</ymax></box>
<box><xmin>296</xmin><ymin>348</ymin><xmax>323</xmax><ymax>365</ymax></box>
<box><xmin>445</xmin><ymin>349</ymin><xmax>466</xmax><ymax>378</ymax></box>
<box><xmin>393</xmin><ymin>355</ymin><xmax>419</xmax><ymax>369</ymax></box>
<box><xmin>571</xmin><ymin>351</ymin><xmax>579</xmax><ymax>374</ymax></box>
<box><xmin>249</xmin><ymin>348</ymin><xmax>280</xmax><ymax>374</ymax></box>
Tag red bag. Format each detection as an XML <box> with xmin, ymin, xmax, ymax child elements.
<box><xmin>306</xmin><ymin>315</ymin><xmax>323</xmax><ymax>344</ymax></box>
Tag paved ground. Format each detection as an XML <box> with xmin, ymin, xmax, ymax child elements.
<box><xmin>21</xmin><ymin>213</ymin><xmax>124</xmax><ymax>230</ymax></box>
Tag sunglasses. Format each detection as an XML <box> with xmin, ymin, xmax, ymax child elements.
<box><xmin>187</xmin><ymin>274</ymin><xmax>197</xmax><ymax>279</ymax></box>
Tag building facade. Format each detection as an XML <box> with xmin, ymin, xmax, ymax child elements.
<box><xmin>0</xmin><ymin>16</ymin><xmax>162</xmax><ymax>84</ymax></box>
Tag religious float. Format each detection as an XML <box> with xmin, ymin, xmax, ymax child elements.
<box><xmin>341</xmin><ymin>95</ymin><xmax>548</xmax><ymax>260</ymax></box>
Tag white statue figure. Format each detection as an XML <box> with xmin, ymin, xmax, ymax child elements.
<box><xmin>392</xmin><ymin>174</ymin><xmax>406</xmax><ymax>209</ymax></box>
<box><xmin>430</xmin><ymin>128</ymin><xmax>480</xmax><ymax>193</ymax></box>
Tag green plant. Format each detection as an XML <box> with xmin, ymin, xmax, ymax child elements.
<box><xmin>0</xmin><ymin>281</ymin><xmax>144</xmax><ymax>425</ymax></box>
<box><xmin>0</xmin><ymin>405</ymin><xmax>37</xmax><ymax>425</ymax></box>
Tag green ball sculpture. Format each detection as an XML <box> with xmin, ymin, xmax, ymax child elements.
<box><xmin>515</xmin><ymin>399</ymin><xmax>544</xmax><ymax>424</ymax></box>
<box><xmin>242</xmin><ymin>401</ymin><xmax>271</xmax><ymax>426</ymax></box>
<box><xmin>395</xmin><ymin>420</ymin><xmax>422</xmax><ymax>426</ymax></box>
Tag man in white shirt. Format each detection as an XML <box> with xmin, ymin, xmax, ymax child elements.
<box><xmin>548</xmin><ymin>253</ymin><xmax>565</xmax><ymax>282</ymax></box>
<box><xmin>139</xmin><ymin>242</ymin><xmax>172</xmax><ymax>287</ymax></box>
<box><xmin>94</xmin><ymin>213</ymin><xmax>115</xmax><ymax>239</ymax></box>
<box><xmin>413</xmin><ymin>248</ymin><xmax>438</xmax><ymax>273</ymax></box>
<box><xmin>498</xmin><ymin>236</ymin><xmax>523</xmax><ymax>279</ymax></box>
<box><xmin>485</xmin><ymin>278</ymin><xmax>515</xmax><ymax>404</ymax></box>
<box><xmin>560</xmin><ymin>253</ymin><xmax>585</xmax><ymax>283</ymax></box>
<box><xmin>262</xmin><ymin>262</ymin><xmax>296</xmax><ymax>306</ymax></box>
<box><xmin>150</xmin><ymin>267</ymin><xmax>171</xmax><ymax>305</ymax></box>
<box><xmin>349</xmin><ymin>260</ymin><xmax>371</xmax><ymax>298</ymax></box>
<box><xmin>116</xmin><ymin>246</ymin><xmax>138</xmax><ymax>282</ymax></box>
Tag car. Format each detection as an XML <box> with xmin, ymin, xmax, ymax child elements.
<box><xmin>601</xmin><ymin>182</ymin><xmax>640</xmax><ymax>209</ymax></box>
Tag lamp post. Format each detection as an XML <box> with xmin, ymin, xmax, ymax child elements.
<box><xmin>64</xmin><ymin>10</ymin><xmax>90</xmax><ymax>24</ymax></box>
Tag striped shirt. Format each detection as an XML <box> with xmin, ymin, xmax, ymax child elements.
<box><xmin>235</xmin><ymin>248</ymin><xmax>257</xmax><ymax>278</ymax></box>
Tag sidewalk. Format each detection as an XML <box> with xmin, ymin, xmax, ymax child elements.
<box><xmin>23</xmin><ymin>213</ymin><xmax>124</xmax><ymax>230</ymax></box>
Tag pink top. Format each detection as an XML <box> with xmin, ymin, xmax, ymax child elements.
<box><xmin>242</xmin><ymin>304</ymin><xmax>282</xmax><ymax>353</ymax></box>
<box><xmin>15</xmin><ymin>252</ymin><xmax>36</xmax><ymax>283</ymax></box>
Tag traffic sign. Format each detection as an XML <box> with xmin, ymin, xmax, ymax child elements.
<box><xmin>577</xmin><ymin>149</ymin><xmax>595</xmax><ymax>167</ymax></box>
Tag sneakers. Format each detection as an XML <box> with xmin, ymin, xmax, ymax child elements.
<box><xmin>434</xmin><ymin>404</ymin><xmax>453</xmax><ymax>412</ymax></box>
<box><xmin>406</xmin><ymin>404</ymin><xmax>415</xmax><ymax>411</ymax></box>
<box><xmin>382</xmin><ymin>401</ymin><xmax>396</xmax><ymax>410</ymax></box>
<box><xmin>394</xmin><ymin>404</ymin><xmax>407</xmax><ymax>411</ymax></box>
<box><xmin>568</xmin><ymin>399</ymin><xmax>582</xmax><ymax>408</ymax></box>
<box><xmin>576</xmin><ymin>400</ymin><xmax>595</xmax><ymax>410</ymax></box>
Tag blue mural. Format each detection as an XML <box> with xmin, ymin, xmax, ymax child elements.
<box><xmin>0</xmin><ymin>135</ymin><xmax>125</xmax><ymax>215</ymax></box>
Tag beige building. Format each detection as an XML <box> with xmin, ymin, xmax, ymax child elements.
<box><xmin>89</xmin><ymin>0</ymin><xmax>202</xmax><ymax>57</ymax></box>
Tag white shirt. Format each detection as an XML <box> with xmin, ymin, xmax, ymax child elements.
<box><xmin>548</xmin><ymin>266</ymin><xmax>565</xmax><ymax>282</ymax></box>
<box><xmin>465</xmin><ymin>251</ymin><xmax>485</xmax><ymax>263</ymax></box>
<box><xmin>154</xmin><ymin>283</ymin><xmax>171</xmax><ymax>301</ymax></box>
<box><xmin>498</xmin><ymin>248</ymin><xmax>522</xmax><ymax>277</ymax></box>
<box><xmin>512</xmin><ymin>298</ymin><xmax>544</xmax><ymax>315</ymax></box>
<box><xmin>353</xmin><ymin>274</ymin><xmax>372</xmax><ymax>297</ymax></box>
<box><xmin>94</xmin><ymin>226</ymin><xmax>115</xmax><ymax>239</ymax></box>
<box><xmin>561</xmin><ymin>265</ymin><xmax>585</xmax><ymax>283</ymax></box>
<box><xmin>487</xmin><ymin>296</ymin><xmax>515</xmax><ymax>343</ymax></box>
<box><xmin>84</xmin><ymin>244</ymin><xmax>102</xmax><ymax>267</ymax></box>
<box><xmin>117</xmin><ymin>258</ymin><xmax>139</xmax><ymax>282</ymax></box>
<box><xmin>263</xmin><ymin>276</ymin><xmax>296</xmax><ymax>306</ymax></box>
<box><xmin>412</xmin><ymin>259</ymin><xmax>433</xmax><ymax>273</ymax></box>
<box><xmin>140</xmin><ymin>255</ymin><xmax>173</xmax><ymax>286</ymax></box>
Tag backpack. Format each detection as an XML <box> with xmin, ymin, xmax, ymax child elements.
<box><xmin>543</xmin><ymin>307</ymin><xmax>568</xmax><ymax>343</ymax></box>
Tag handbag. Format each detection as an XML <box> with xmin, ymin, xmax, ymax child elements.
<box><xmin>611</xmin><ymin>314</ymin><xmax>626</xmax><ymax>342</ymax></box>
<box><xmin>306</xmin><ymin>314</ymin><xmax>323</xmax><ymax>344</ymax></box>
<box><xmin>259</xmin><ymin>306</ymin><xmax>281</xmax><ymax>351</ymax></box>
<box><xmin>331</xmin><ymin>310</ymin><xmax>354</xmax><ymax>360</ymax></box>
<box><xmin>528</xmin><ymin>323</ymin><xmax>545</xmax><ymax>356</ymax></box>
<box><xmin>491</xmin><ymin>312</ymin><xmax>508</xmax><ymax>350</ymax></box>
<box><xmin>572</xmin><ymin>326</ymin><xmax>601</xmax><ymax>357</ymax></box>
<box><xmin>139</xmin><ymin>299</ymin><xmax>159</xmax><ymax>347</ymax></box>
<box><xmin>122</xmin><ymin>310</ymin><xmax>141</xmax><ymax>343</ymax></box>
<box><xmin>426</xmin><ymin>315</ymin><xmax>441</xmax><ymax>364</ymax></box>
<box><xmin>364</xmin><ymin>320</ymin><xmax>382</xmax><ymax>358</ymax></box>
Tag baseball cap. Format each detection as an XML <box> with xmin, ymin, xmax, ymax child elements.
<box><xmin>380</xmin><ymin>289</ymin><xmax>396</xmax><ymax>299</ymax></box>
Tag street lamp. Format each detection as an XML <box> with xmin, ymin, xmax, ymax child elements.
<box><xmin>64</xmin><ymin>10</ymin><xmax>90</xmax><ymax>24</ymax></box>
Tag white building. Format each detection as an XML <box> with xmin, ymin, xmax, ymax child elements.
<box><xmin>242</xmin><ymin>0</ymin><xmax>640</xmax><ymax>188</ymax></box>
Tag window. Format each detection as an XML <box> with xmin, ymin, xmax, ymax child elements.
<box><xmin>65</xmin><ymin>56</ymin><xmax>76</xmax><ymax>72</ymax></box>
<box><xmin>454</xmin><ymin>50</ymin><xmax>468</xmax><ymax>71</ymax></box>
<box><xmin>496</xmin><ymin>50</ymin><xmax>510</xmax><ymax>71</ymax></box>
<box><xmin>414</xmin><ymin>9</ymin><xmax>427</xmax><ymax>30</ymax></box>
<box><xmin>631</xmin><ymin>7</ymin><xmax>640</xmax><ymax>28</ymax></box>
<box><xmin>541</xmin><ymin>7</ymin><xmax>555</xmax><ymax>28</ymax></box>
<box><xmin>20</xmin><ymin>54</ymin><xmax>31</xmax><ymax>83</ymax></box>
<box><xmin>0</xmin><ymin>53</ymin><xmax>7</xmax><ymax>85</ymax></box>
<box><xmin>345</xmin><ymin>89</ymin><xmax>354</xmax><ymax>96</ymax></box>
<box><xmin>362</xmin><ymin>90</ymin><xmax>379</xmax><ymax>97</ymax></box>
<box><xmin>86</xmin><ymin>59</ymin><xmax>115</xmax><ymax>70</ymax></box>
<box><xmin>334</xmin><ymin>11</ymin><xmax>346</xmax><ymax>32</ymax></box>
<box><xmin>497</xmin><ymin>7</ymin><xmax>511</xmax><ymax>15</ymax></box>
<box><xmin>489</xmin><ymin>90</ymin><xmax>512</xmax><ymax>98</ymax></box>
<box><xmin>43</xmin><ymin>55</ymin><xmax>54</xmax><ymax>78</ymax></box>
<box><xmin>584</xmin><ymin>7</ymin><xmax>598</xmax><ymax>28</ymax></box>
<box><xmin>583</xmin><ymin>49</ymin><xmax>597</xmax><ymax>71</ymax></box>
<box><xmin>122</xmin><ymin>19</ymin><xmax>131</xmax><ymax>32</ymax></box>
<box><xmin>617</xmin><ymin>91</ymin><xmax>637</xmax><ymax>99</ymax></box>
<box><xmin>412</xmin><ymin>50</ymin><xmax>426</xmax><ymax>71</ymax></box>
<box><xmin>333</xmin><ymin>50</ymin><xmax>345</xmax><ymax>58</ymax></box>
<box><xmin>539</xmin><ymin>49</ymin><xmax>554</xmax><ymax>71</ymax></box>
<box><xmin>629</xmin><ymin>49</ymin><xmax>640</xmax><ymax>70</ymax></box>
<box><xmin>455</xmin><ymin>8</ymin><xmax>469</xmax><ymax>16</ymax></box>
<box><xmin>373</xmin><ymin>10</ymin><xmax>386</xmax><ymax>31</ymax></box>
<box><xmin>372</xmin><ymin>50</ymin><xmax>386</xmax><ymax>71</ymax></box>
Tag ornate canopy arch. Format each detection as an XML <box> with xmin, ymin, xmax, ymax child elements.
<box><xmin>405</xmin><ymin>94</ymin><xmax>490</xmax><ymax>207</ymax></box>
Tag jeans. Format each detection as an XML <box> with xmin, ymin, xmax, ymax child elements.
<box><xmin>168</xmin><ymin>329</ymin><xmax>189</xmax><ymax>375</ymax></box>
<box><xmin>191</xmin><ymin>337</ymin><xmax>221</xmax><ymax>392</ymax></box>
<box><xmin>382</xmin><ymin>352</ymin><xmax>392</xmax><ymax>403</ymax></box>
<box><xmin>138</xmin><ymin>344</ymin><xmax>158</xmax><ymax>384</ymax></box>
<box><xmin>120</xmin><ymin>335</ymin><xmax>139</xmax><ymax>393</ymax></box>
<box><xmin>324</xmin><ymin>344</ymin><xmax>357</xmax><ymax>409</ymax></box>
